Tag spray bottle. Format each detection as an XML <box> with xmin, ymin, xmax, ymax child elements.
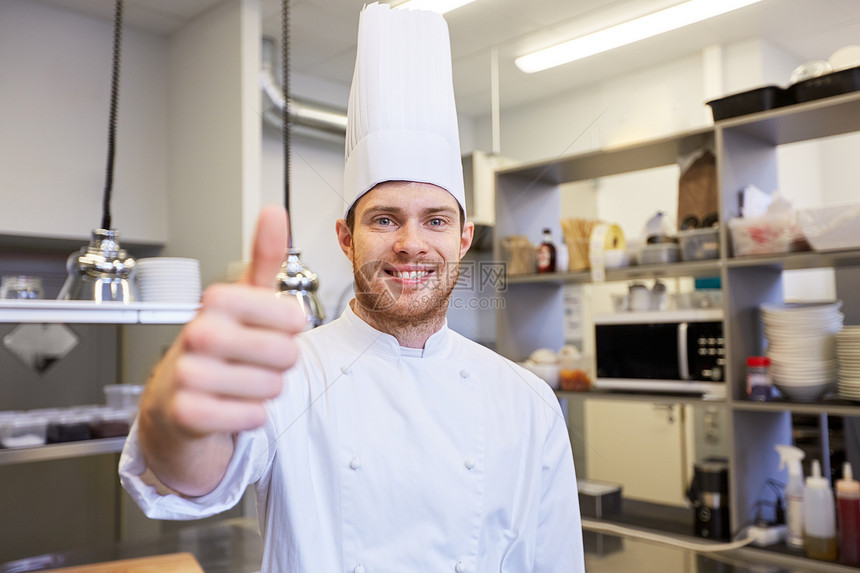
<box><xmin>836</xmin><ymin>461</ymin><xmax>860</xmax><ymax>566</ymax></box>
<box><xmin>804</xmin><ymin>459</ymin><xmax>837</xmax><ymax>561</ymax></box>
<box><xmin>775</xmin><ymin>444</ymin><xmax>805</xmax><ymax>551</ymax></box>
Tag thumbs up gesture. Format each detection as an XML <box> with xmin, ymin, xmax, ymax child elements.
<box><xmin>137</xmin><ymin>206</ymin><xmax>307</xmax><ymax>495</ymax></box>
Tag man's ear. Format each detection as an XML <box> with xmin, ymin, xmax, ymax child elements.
<box><xmin>336</xmin><ymin>218</ymin><xmax>355</xmax><ymax>262</ymax></box>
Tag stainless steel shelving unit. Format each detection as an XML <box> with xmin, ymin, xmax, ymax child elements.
<box><xmin>0</xmin><ymin>438</ymin><xmax>126</xmax><ymax>466</ymax></box>
<box><xmin>495</xmin><ymin>90</ymin><xmax>860</xmax><ymax>571</ymax></box>
<box><xmin>0</xmin><ymin>300</ymin><xmax>199</xmax><ymax>324</ymax></box>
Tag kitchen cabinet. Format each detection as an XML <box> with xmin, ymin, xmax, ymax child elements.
<box><xmin>494</xmin><ymin>90</ymin><xmax>860</xmax><ymax>568</ymax></box>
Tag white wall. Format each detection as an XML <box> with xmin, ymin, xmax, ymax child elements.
<box><xmin>0</xmin><ymin>0</ymin><xmax>169</xmax><ymax>245</ymax></box>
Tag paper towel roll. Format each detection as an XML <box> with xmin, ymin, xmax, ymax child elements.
<box><xmin>589</xmin><ymin>224</ymin><xmax>626</xmax><ymax>282</ymax></box>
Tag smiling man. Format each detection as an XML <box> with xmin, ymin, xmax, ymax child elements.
<box><xmin>120</xmin><ymin>3</ymin><xmax>584</xmax><ymax>572</ymax></box>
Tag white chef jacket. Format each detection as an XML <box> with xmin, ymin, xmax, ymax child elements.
<box><xmin>120</xmin><ymin>304</ymin><xmax>585</xmax><ymax>572</ymax></box>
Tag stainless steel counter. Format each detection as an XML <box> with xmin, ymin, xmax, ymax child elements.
<box><xmin>0</xmin><ymin>517</ymin><xmax>845</xmax><ymax>573</ymax></box>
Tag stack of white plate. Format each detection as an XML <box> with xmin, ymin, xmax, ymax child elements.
<box><xmin>837</xmin><ymin>326</ymin><xmax>860</xmax><ymax>401</ymax></box>
<box><xmin>763</xmin><ymin>302</ymin><xmax>843</xmax><ymax>401</ymax></box>
<box><xmin>136</xmin><ymin>258</ymin><xmax>201</xmax><ymax>303</ymax></box>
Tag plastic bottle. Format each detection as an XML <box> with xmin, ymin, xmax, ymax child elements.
<box><xmin>746</xmin><ymin>356</ymin><xmax>773</xmax><ymax>401</ymax></box>
<box><xmin>775</xmin><ymin>444</ymin><xmax>806</xmax><ymax>551</ymax></box>
<box><xmin>556</xmin><ymin>235</ymin><xmax>569</xmax><ymax>273</ymax></box>
<box><xmin>836</xmin><ymin>461</ymin><xmax>860</xmax><ymax>566</ymax></box>
<box><xmin>536</xmin><ymin>228</ymin><xmax>556</xmax><ymax>273</ymax></box>
<box><xmin>804</xmin><ymin>459</ymin><xmax>837</xmax><ymax>561</ymax></box>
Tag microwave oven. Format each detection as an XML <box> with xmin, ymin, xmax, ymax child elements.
<box><xmin>594</xmin><ymin>310</ymin><xmax>726</xmax><ymax>399</ymax></box>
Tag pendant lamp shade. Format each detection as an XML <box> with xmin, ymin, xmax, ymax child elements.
<box><xmin>59</xmin><ymin>0</ymin><xmax>138</xmax><ymax>303</ymax></box>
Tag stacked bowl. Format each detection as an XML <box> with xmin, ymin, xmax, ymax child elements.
<box><xmin>763</xmin><ymin>301</ymin><xmax>843</xmax><ymax>401</ymax></box>
<box><xmin>136</xmin><ymin>257</ymin><xmax>202</xmax><ymax>303</ymax></box>
<box><xmin>837</xmin><ymin>326</ymin><xmax>860</xmax><ymax>401</ymax></box>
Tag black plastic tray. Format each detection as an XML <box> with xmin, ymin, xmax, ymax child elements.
<box><xmin>706</xmin><ymin>85</ymin><xmax>794</xmax><ymax>121</ymax></box>
<box><xmin>791</xmin><ymin>65</ymin><xmax>860</xmax><ymax>103</ymax></box>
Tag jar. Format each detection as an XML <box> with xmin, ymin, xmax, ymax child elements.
<box><xmin>0</xmin><ymin>275</ymin><xmax>43</xmax><ymax>299</ymax></box>
<box><xmin>747</xmin><ymin>356</ymin><xmax>772</xmax><ymax>401</ymax></box>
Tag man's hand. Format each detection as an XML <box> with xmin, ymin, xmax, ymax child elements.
<box><xmin>137</xmin><ymin>206</ymin><xmax>307</xmax><ymax>495</ymax></box>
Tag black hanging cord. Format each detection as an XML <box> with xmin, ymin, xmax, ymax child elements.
<box><xmin>101</xmin><ymin>0</ymin><xmax>124</xmax><ymax>231</ymax></box>
<box><xmin>282</xmin><ymin>0</ymin><xmax>293</xmax><ymax>248</ymax></box>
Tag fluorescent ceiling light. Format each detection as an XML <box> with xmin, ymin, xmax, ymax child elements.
<box><xmin>516</xmin><ymin>0</ymin><xmax>765</xmax><ymax>73</ymax></box>
<box><xmin>393</xmin><ymin>0</ymin><xmax>476</xmax><ymax>15</ymax></box>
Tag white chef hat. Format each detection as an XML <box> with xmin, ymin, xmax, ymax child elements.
<box><xmin>343</xmin><ymin>2</ymin><xmax>465</xmax><ymax>218</ymax></box>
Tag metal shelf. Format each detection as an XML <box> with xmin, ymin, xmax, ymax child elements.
<box><xmin>496</xmin><ymin>127</ymin><xmax>714</xmax><ymax>186</ymax></box>
<box><xmin>730</xmin><ymin>398</ymin><xmax>860</xmax><ymax>417</ymax></box>
<box><xmin>557</xmin><ymin>390</ymin><xmax>726</xmax><ymax>407</ymax></box>
<box><xmin>726</xmin><ymin>248</ymin><xmax>860</xmax><ymax>272</ymax></box>
<box><xmin>0</xmin><ymin>437</ymin><xmax>125</xmax><ymax>466</ymax></box>
<box><xmin>0</xmin><ymin>300</ymin><xmax>199</xmax><ymax>324</ymax></box>
<box><xmin>506</xmin><ymin>259</ymin><xmax>722</xmax><ymax>286</ymax></box>
<box><xmin>718</xmin><ymin>90</ymin><xmax>860</xmax><ymax>147</ymax></box>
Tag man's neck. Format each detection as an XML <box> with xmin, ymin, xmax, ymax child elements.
<box><xmin>350</xmin><ymin>300</ymin><xmax>446</xmax><ymax>349</ymax></box>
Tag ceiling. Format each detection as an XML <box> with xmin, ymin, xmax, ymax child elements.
<box><xmin>40</xmin><ymin>0</ymin><xmax>860</xmax><ymax>116</ymax></box>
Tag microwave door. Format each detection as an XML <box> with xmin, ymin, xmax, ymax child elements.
<box><xmin>595</xmin><ymin>323</ymin><xmax>681</xmax><ymax>380</ymax></box>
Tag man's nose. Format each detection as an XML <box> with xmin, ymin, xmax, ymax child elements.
<box><xmin>393</xmin><ymin>221</ymin><xmax>428</xmax><ymax>256</ymax></box>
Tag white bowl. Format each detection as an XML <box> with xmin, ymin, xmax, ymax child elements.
<box><xmin>775</xmin><ymin>381</ymin><xmax>833</xmax><ymax>402</ymax></box>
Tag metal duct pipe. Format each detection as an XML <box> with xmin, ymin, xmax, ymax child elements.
<box><xmin>260</xmin><ymin>36</ymin><xmax>347</xmax><ymax>136</ymax></box>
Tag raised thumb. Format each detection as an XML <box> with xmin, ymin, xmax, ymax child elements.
<box><xmin>241</xmin><ymin>205</ymin><xmax>289</xmax><ymax>289</ymax></box>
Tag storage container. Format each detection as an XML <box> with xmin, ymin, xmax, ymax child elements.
<box><xmin>0</xmin><ymin>414</ymin><xmax>48</xmax><ymax>448</ymax></box>
<box><xmin>90</xmin><ymin>408</ymin><xmax>135</xmax><ymax>439</ymax></box>
<box><xmin>103</xmin><ymin>384</ymin><xmax>144</xmax><ymax>410</ymax></box>
<box><xmin>638</xmin><ymin>243</ymin><xmax>680</xmax><ymax>265</ymax></box>
<box><xmin>728</xmin><ymin>212</ymin><xmax>799</xmax><ymax>256</ymax></box>
<box><xmin>46</xmin><ymin>411</ymin><xmax>94</xmax><ymax>443</ymax></box>
<box><xmin>797</xmin><ymin>201</ymin><xmax>860</xmax><ymax>251</ymax></box>
<box><xmin>707</xmin><ymin>85</ymin><xmax>794</xmax><ymax>121</ymax></box>
<box><xmin>792</xmin><ymin>66</ymin><xmax>860</xmax><ymax>103</ymax></box>
<box><xmin>678</xmin><ymin>226</ymin><xmax>720</xmax><ymax>261</ymax></box>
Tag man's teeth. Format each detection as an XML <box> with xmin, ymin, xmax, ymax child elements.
<box><xmin>392</xmin><ymin>270</ymin><xmax>430</xmax><ymax>280</ymax></box>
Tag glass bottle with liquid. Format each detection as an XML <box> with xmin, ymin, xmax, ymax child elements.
<box><xmin>536</xmin><ymin>228</ymin><xmax>556</xmax><ymax>273</ymax></box>
<box><xmin>836</xmin><ymin>461</ymin><xmax>860</xmax><ymax>566</ymax></box>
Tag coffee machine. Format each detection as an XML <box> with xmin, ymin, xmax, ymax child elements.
<box><xmin>688</xmin><ymin>458</ymin><xmax>730</xmax><ymax>541</ymax></box>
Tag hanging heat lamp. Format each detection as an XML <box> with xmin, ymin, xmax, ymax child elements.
<box><xmin>58</xmin><ymin>0</ymin><xmax>138</xmax><ymax>303</ymax></box>
<box><xmin>274</xmin><ymin>0</ymin><xmax>325</xmax><ymax>327</ymax></box>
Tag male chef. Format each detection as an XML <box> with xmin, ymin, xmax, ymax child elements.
<box><xmin>120</xmin><ymin>3</ymin><xmax>584</xmax><ymax>571</ymax></box>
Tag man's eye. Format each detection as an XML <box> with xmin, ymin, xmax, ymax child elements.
<box><xmin>376</xmin><ymin>217</ymin><xmax>392</xmax><ymax>226</ymax></box>
<box><xmin>429</xmin><ymin>218</ymin><xmax>444</xmax><ymax>226</ymax></box>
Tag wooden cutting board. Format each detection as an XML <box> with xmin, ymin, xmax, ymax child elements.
<box><xmin>41</xmin><ymin>552</ymin><xmax>204</xmax><ymax>573</ymax></box>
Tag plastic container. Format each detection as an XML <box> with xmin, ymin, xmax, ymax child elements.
<box><xmin>90</xmin><ymin>408</ymin><xmax>135</xmax><ymax>439</ymax></box>
<box><xmin>746</xmin><ymin>356</ymin><xmax>773</xmax><ymax>401</ymax></box>
<box><xmin>776</xmin><ymin>444</ymin><xmax>806</xmax><ymax>550</ymax></box>
<box><xmin>706</xmin><ymin>85</ymin><xmax>794</xmax><ymax>121</ymax></box>
<box><xmin>792</xmin><ymin>66</ymin><xmax>860</xmax><ymax>103</ymax></box>
<box><xmin>797</xmin><ymin>201</ymin><xmax>860</xmax><ymax>251</ymax></box>
<box><xmin>836</xmin><ymin>462</ymin><xmax>860</xmax><ymax>566</ymax></box>
<box><xmin>103</xmin><ymin>384</ymin><xmax>144</xmax><ymax>409</ymax></box>
<box><xmin>0</xmin><ymin>414</ymin><xmax>48</xmax><ymax>448</ymax></box>
<box><xmin>678</xmin><ymin>227</ymin><xmax>720</xmax><ymax>261</ymax></box>
<box><xmin>728</xmin><ymin>212</ymin><xmax>794</xmax><ymax>256</ymax></box>
<box><xmin>46</xmin><ymin>411</ymin><xmax>94</xmax><ymax>443</ymax></box>
<box><xmin>638</xmin><ymin>243</ymin><xmax>680</xmax><ymax>265</ymax></box>
<box><xmin>804</xmin><ymin>459</ymin><xmax>837</xmax><ymax>561</ymax></box>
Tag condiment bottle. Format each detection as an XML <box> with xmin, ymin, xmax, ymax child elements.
<box><xmin>775</xmin><ymin>444</ymin><xmax>805</xmax><ymax>551</ymax></box>
<box><xmin>746</xmin><ymin>356</ymin><xmax>772</xmax><ymax>401</ymax></box>
<box><xmin>556</xmin><ymin>235</ymin><xmax>569</xmax><ymax>273</ymax></box>
<box><xmin>804</xmin><ymin>459</ymin><xmax>837</xmax><ymax>561</ymax></box>
<box><xmin>836</xmin><ymin>461</ymin><xmax>860</xmax><ymax>566</ymax></box>
<box><xmin>536</xmin><ymin>228</ymin><xmax>556</xmax><ymax>273</ymax></box>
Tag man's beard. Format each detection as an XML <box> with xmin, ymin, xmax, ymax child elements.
<box><xmin>352</xmin><ymin>258</ymin><xmax>460</xmax><ymax>328</ymax></box>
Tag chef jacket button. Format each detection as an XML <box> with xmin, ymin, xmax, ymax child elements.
<box><xmin>354</xmin><ymin>564</ymin><xmax>365</xmax><ymax>573</ymax></box>
<box><xmin>459</xmin><ymin>369</ymin><xmax>470</xmax><ymax>379</ymax></box>
<box><xmin>464</xmin><ymin>457</ymin><xmax>476</xmax><ymax>470</ymax></box>
<box><xmin>349</xmin><ymin>457</ymin><xmax>362</xmax><ymax>470</ymax></box>
<box><xmin>455</xmin><ymin>561</ymin><xmax>465</xmax><ymax>573</ymax></box>
<box><xmin>341</xmin><ymin>365</ymin><xmax>352</xmax><ymax>375</ymax></box>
